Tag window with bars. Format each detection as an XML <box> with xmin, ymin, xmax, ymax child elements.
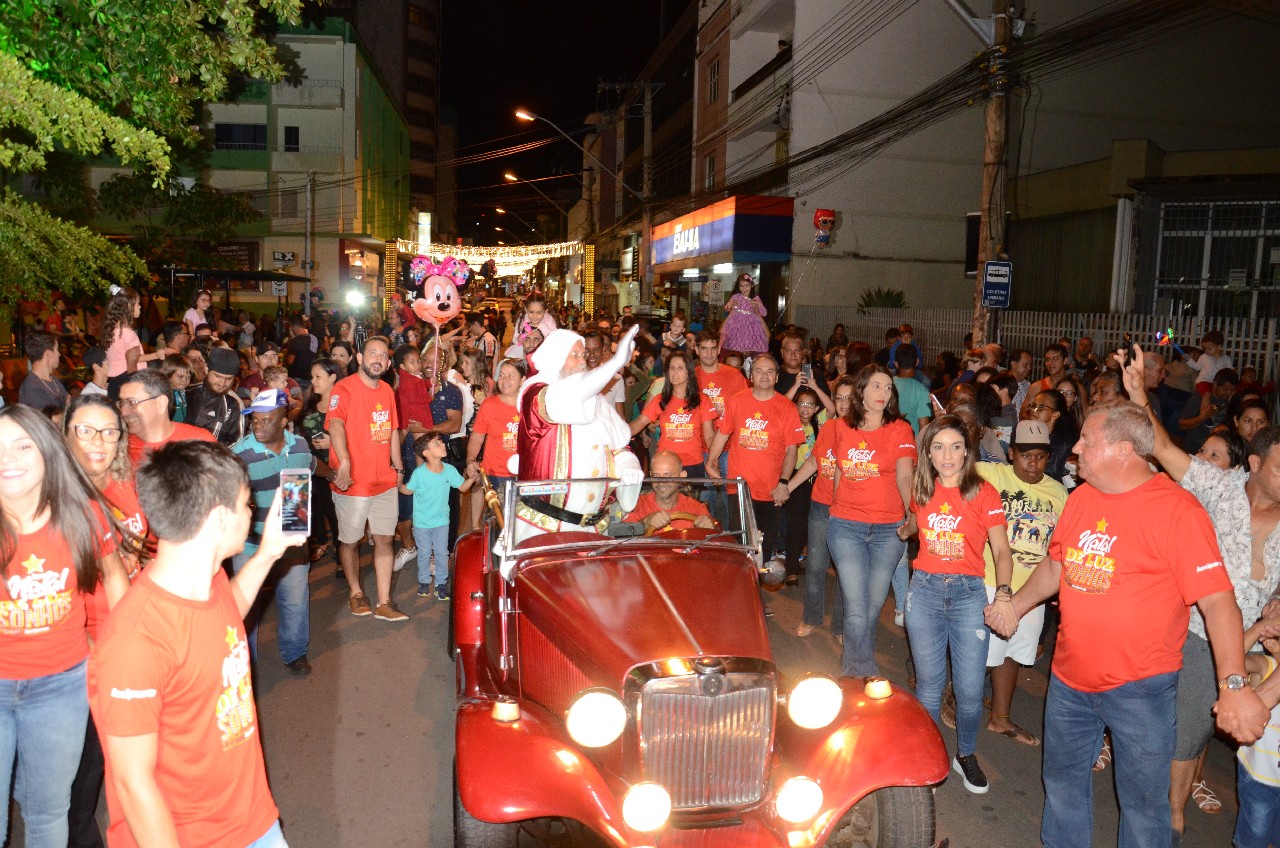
<box><xmin>708</xmin><ymin>59</ymin><xmax>720</xmax><ymax>104</ymax></box>
<box><xmin>1153</xmin><ymin>199</ymin><xmax>1280</xmax><ymax>319</ymax></box>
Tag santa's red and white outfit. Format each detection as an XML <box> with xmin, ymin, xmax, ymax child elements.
<box><xmin>512</xmin><ymin>327</ymin><xmax>643</xmax><ymax>544</ymax></box>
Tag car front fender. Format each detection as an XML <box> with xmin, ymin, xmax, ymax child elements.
<box><xmin>452</xmin><ymin>527</ymin><xmax>488</xmax><ymax>650</ymax></box>
<box><xmin>454</xmin><ymin>699</ymin><xmax>634</xmax><ymax>847</ymax></box>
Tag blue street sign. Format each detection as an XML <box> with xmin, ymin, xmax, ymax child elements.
<box><xmin>982</xmin><ymin>260</ymin><xmax>1012</xmax><ymax>309</ymax></box>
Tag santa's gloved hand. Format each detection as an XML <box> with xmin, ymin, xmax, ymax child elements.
<box><xmin>609</xmin><ymin>325</ymin><xmax>640</xmax><ymax>372</ymax></box>
<box><xmin>618</xmin><ymin>466</ymin><xmax>645</xmax><ymax>488</ymax></box>
<box><xmin>615</xmin><ymin>466</ymin><xmax>644</xmax><ymax>513</ymax></box>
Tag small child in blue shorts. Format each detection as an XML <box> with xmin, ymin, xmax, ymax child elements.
<box><xmin>399</xmin><ymin>431</ymin><xmax>472</xmax><ymax>600</ymax></box>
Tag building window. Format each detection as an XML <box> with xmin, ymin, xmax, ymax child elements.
<box><xmin>214</xmin><ymin>123</ymin><xmax>267</xmax><ymax>151</ymax></box>
<box><xmin>705</xmin><ymin>153</ymin><xmax>716</xmax><ymax>191</ymax></box>
<box><xmin>410</xmin><ymin>175</ymin><xmax>436</xmax><ymax>195</ymax></box>
<box><xmin>408</xmin><ymin>38</ymin><xmax>438</xmax><ymax>64</ymax></box>
<box><xmin>284</xmin><ymin>126</ymin><xmax>299</xmax><ymax>153</ymax></box>
<box><xmin>708</xmin><ymin>59</ymin><xmax>720</xmax><ymax>104</ymax></box>
<box><xmin>408</xmin><ymin>108</ymin><xmax>437</xmax><ymax>129</ymax></box>
<box><xmin>408</xmin><ymin>4</ymin><xmax>437</xmax><ymax>30</ymax></box>
<box><xmin>279</xmin><ymin>189</ymin><xmax>299</xmax><ymax>218</ymax></box>
<box><xmin>410</xmin><ymin>141</ymin><xmax>436</xmax><ymax>161</ymax></box>
<box><xmin>408</xmin><ymin>73</ymin><xmax>435</xmax><ymax>92</ymax></box>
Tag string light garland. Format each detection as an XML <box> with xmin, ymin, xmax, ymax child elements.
<box><xmin>395</xmin><ymin>239</ymin><xmax>582</xmax><ymax>265</ymax></box>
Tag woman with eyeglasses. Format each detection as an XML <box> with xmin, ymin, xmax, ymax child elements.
<box><xmin>61</xmin><ymin>394</ymin><xmax>148</xmax><ymax>848</ymax></box>
<box><xmin>1054</xmin><ymin>374</ymin><xmax>1089</xmax><ymax>429</ymax></box>
<box><xmin>0</xmin><ymin>405</ymin><xmax>131</xmax><ymax>848</ymax></box>
<box><xmin>467</xmin><ymin>358</ymin><xmax>527</xmax><ymax>518</ymax></box>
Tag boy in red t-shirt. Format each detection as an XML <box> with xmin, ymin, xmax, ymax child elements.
<box><xmin>89</xmin><ymin>441</ymin><xmax>306</xmax><ymax>848</ymax></box>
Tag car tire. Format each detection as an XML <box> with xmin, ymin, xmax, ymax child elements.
<box><xmin>825</xmin><ymin>785</ymin><xmax>935</xmax><ymax>848</ymax></box>
<box><xmin>453</xmin><ymin>761</ymin><xmax>518</xmax><ymax>848</ymax></box>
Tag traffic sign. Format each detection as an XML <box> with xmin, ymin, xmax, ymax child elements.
<box><xmin>981</xmin><ymin>260</ymin><xmax>1012</xmax><ymax>309</ymax></box>
<box><xmin>271</xmin><ymin>280</ymin><xmax>288</xmax><ymax>297</ymax></box>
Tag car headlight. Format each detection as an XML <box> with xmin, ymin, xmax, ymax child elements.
<box><xmin>787</xmin><ymin>675</ymin><xmax>843</xmax><ymax>729</ymax></box>
<box><xmin>622</xmin><ymin>782</ymin><xmax>671</xmax><ymax>832</ymax></box>
<box><xmin>565</xmin><ymin>689</ymin><xmax>626</xmax><ymax>748</ymax></box>
<box><xmin>776</xmin><ymin>777</ymin><xmax>824</xmax><ymax>824</ymax></box>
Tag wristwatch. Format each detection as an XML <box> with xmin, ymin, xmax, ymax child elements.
<box><xmin>1218</xmin><ymin>673</ymin><xmax>1247</xmax><ymax>691</ymax></box>
<box><xmin>995</xmin><ymin>583</ymin><xmax>1013</xmax><ymax>596</ymax></box>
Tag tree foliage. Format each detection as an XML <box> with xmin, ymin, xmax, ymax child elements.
<box><xmin>0</xmin><ymin>0</ymin><xmax>301</xmax><ymax>311</ymax></box>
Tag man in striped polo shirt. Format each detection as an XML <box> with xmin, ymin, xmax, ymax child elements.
<box><xmin>232</xmin><ymin>389</ymin><xmax>332</xmax><ymax>675</ymax></box>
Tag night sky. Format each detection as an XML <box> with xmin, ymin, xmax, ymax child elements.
<box><xmin>441</xmin><ymin>0</ymin><xmax>692</xmax><ymax>245</ymax></box>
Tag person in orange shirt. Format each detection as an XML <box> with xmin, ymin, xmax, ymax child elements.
<box><xmin>626</xmin><ymin>450</ymin><xmax>715</xmax><ymax>532</ymax></box>
<box><xmin>705</xmin><ymin>354</ymin><xmax>804</xmax><ymax>570</ymax></box>
<box><xmin>630</xmin><ymin>351</ymin><xmax>716</xmax><ymax>477</ymax></box>
<box><xmin>89</xmin><ymin>441</ymin><xmax>305</xmax><ymax>848</ymax></box>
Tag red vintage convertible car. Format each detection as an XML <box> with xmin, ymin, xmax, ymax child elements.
<box><xmin>452</xmin><ymin>477</ymin><xmax>949</xmax><ymax>847</ymax></box>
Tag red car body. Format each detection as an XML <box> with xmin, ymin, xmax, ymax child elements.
<box><xmin>453</xmin><ymin>512</ymin><xmax>949</xmax><ymax>848</ymax></box>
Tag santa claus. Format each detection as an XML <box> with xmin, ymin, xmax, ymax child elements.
<box><xmin>511</xmin><ymin>325</ymin><xmax>643</xmax><ymax>542</ymax></box>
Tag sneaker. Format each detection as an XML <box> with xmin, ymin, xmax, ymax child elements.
<box><xmin>434</xmin><ymin>584</ymin><xmax>450</xmax><ymax>602</ymax></box>
<box><xmin>285</xmin><ymin>655</ymin><xmax>312</xmax><ymax>677</ymax></box>
<box><xmin>348</xmin><ymin>593</ymin><xmax>373</xmax><ymax>616</ymax></box>
<box><xmin>374</xmin><ymin>601</ymin><xmax>408</xmax><ymax>622</ymax></box>
<box><xmin>417</xmin><ymin>583</ymin><xmax>433</xmax><ymax>597</ymax></box>
<box><xmin>952</xmin><ymin>754</ymin><xmax>989</xmax><ymax>794</ymax></box>
<box><xmin>393</xmin><ymin>546</ymin><xmax>417</xmax><ymax>573</ymax></box>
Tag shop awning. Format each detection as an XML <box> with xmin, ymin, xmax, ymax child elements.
<box><xmin>651</xmin><ymin>195</ymin><xmax>794</xmax><ymax>271</ymax></box>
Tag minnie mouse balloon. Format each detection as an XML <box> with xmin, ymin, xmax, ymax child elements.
<box><xmin>408</xmin><ymin>255</ymin><xmax>470</xmax><ymax>328</ymax></box>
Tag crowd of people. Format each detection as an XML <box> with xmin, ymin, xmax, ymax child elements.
<box><xmin>1</xmin><ymin>273</ymin><xmax>1279</xmax><ymax>848</ymax></box>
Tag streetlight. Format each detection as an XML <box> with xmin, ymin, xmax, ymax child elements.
<box><xmin>503</xmin><ymin>171</ymin><xmax>569</xmax><ymax>218</ymax></box>
<box><xmin>515</xmin><ymin>109</ymin><xmax>643</xmax><ymax>201</ymax></box>
<box><xmin>496</xmin><ymin>206</ymin><xmax>539</xmax><ymax>235</ymax></box>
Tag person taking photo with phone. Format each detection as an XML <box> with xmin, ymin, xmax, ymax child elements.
<box><xmin>231</xmin><ymin>389</ymin><xmax>332</xmax><ymax>676</ymax></box>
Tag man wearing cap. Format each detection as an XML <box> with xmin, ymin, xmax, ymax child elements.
<box><xmin>232</xmin><ymin>389</ymin><xmax>332</xmax><ymax>676</ymax></box>
<box><xmin>81</xmin><ymin>347</ymin><xmax>110</xmax><ymax>396</ymax></box>
<box><xmin>239</xmin><ymin>341</ymin><xmax>301</xmax><ymax>403</ymax></box>
<box><xmin>185</xmin><ymin>347</ymin><xmax>245</xmax><ymax>447</ymax></box>
<box><xmin>976</xmin><ymin>419</ymin><xmax>1068</xmax><ymax>746</ymax></box>
<box><xmin>513</xmin><ymin>326</ymin><xmax>644</xmax><ymax>545</ymax></box>
<box><xmin>121</xmin><ymin>369</ymin><xmax>215</xmax><ymax>466</ymax></box>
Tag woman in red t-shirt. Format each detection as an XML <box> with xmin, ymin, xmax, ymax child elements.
<box><xmin>0</xmin><ymin>405</ymin><xmax>127</xmax><ymax>847</ymax></box>
<box><xmin>466</xmin><ymin>357</ymin><xmax>526</xmax><ymax>514</ymax></box>
<box><xmin>62</xmin><ymin>393</ymin><xmax>148</xmax><ymax>847</ymax></box>
<box><xmin>825</xmin><ymin>364</ymin><xmax>917</xmax><ymax>679</ymax></box>
<box><xmin>903</xmin><ymin>414</ymin><xmax>1015</xmax><ymax>795</ymax></box>
<box><xmin>630</xmin><ymin>351</ymin><xmax>715</xmax><ymax>477</ymax></box>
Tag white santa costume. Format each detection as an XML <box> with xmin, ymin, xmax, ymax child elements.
<box><xmin>510</xmin><ymin>327</ymin><xmax>643</xmax><ymax>544</ymax></box>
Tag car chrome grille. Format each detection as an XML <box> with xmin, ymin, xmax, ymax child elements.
<box><xmin>637</xmin><ymin>670</ymin><xmax>774</xmax><ymax>809</ymax></box>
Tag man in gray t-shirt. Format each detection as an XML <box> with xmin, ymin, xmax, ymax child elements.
<box><xmin>18</xmin><ymin>331</ymin><xmax>68</xmax><ymax>411</ymax></box>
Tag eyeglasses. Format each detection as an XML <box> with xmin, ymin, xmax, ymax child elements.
<box><xmin>1027</xmin><ymin>403</ymin><xmax>1052</xmax><ymax>413</ymax></box>
<box><xmin>119</xmin><ymin>395</ymin><xmax>162</xmax><ymax>411</ymax></box>
<box><xmin>71</xmin><ymin>423</ymin><xmax>123</xmax><ymax>443</ymax></box>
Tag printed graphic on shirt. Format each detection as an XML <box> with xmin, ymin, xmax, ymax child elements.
<box><xmin>1062</xmin><ymin>518</ymin><xmax>1118</xmax><ymax>594</ymax></box>
<box><xmin>502</xmin><ymin>414</ymin><xmax>519</xmax><ymax>452</ymax></box>
<box><xmin>841</xmin><ymin>441</ymin><xmax>880</xmax><ymax>481</ymax></box>
<box><xmin>819</xmin><ymin>447</ymin><xmax>838</xmax><ymax>479</ymax></box>
<box><xmin>217</xmin><ymin>625</ymin><xmax>257</xmax><ymax>750</ymax></box>
<box><xmin>665</xmin><ymin>407</ymin><xmax>697</xmax><ymax>442</ymax></box>
<box><xmin>921</xmin><ymin>502</ymin><xmax>965</xmax><ymax>562</ymax></box>
<box><xmin>1001</xmin><ymin>489</ymin><xmax>1058</xmax><ymax>570</ymax></box>
<box><xmin>1</xmin><ymin>552</ymin><xmax>73</xmax><ymax>635</ymax></box>
<box><xmin>738</xmin><ymin>411</ymin><xmax>771</xmax><ymax>450</ymax></box>
<box><xmin>369</xmin><ymin>402</ymin><xmax>393</xmax><ymax>444</ymax></box>
<box><xmin>703</xmin><ymin>382</ymin><xmax>728</xmax><ymax>415</ymax></box>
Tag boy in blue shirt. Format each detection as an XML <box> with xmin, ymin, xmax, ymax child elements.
<box><xmin>399</xmin><ymin>431</ymin><xmax>473</xmax><ymax>599</ymax></box>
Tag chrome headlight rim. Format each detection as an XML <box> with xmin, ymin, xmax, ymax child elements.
<box><xmin>786</xmin><ymin>673</ymin><xmax>844</xmax><ymax>730</ymax></box>
<box><xmin>565</xmin><ymin>687</ymin><xmax>627</xmax><ymax>749</ymax></box>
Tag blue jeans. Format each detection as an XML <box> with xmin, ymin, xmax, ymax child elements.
<box><xmin>1041</xmin><ymin>670</ymin><xmax>1178</xmax><ymax>848</ymax></box>
<box><xmin>802</xmin><ymin>502</ymin><xmax>842</xmax><ymax>634</ymax></box>
<box><xmin>233</xmin><ymin>550</ymin><xmax>311</xmax><ymax>664</ymax></box>
<box><xmin>413</xmin><ymin>525</ymin><xmax>450</xmax><ymax>586</ymax></box>
<box><xmin>1234</xmin><ymin>760</ymin><xmax>1279</xmax><ymax>848</ymax></box>
<box><xmin>706</xmin><ymin>452</ymin><xmax>730</xmax><ymax>529</ymax></box>
<box><xmin>0</xmin><ymin>659</ymin><xmax>89</xmax><ymax>848</ymax></box>
<box><xmin>891</xmin><ymin>545</ymin><xmax>910</xmax><ymax>614</ymax></box>
<box><xmin>244</xmin><ymin>820</ymin><xmax>289</xmax><ymax>848</ymax></box>
<box><xmin>904</xmin><ymin>571</ymin><xmax>988</xmax><ymax>757</ymax></box>
<box><xmin>827</xmin><ymin>517</ymin><xmax>905</xmax><ymax>677</ymax></box>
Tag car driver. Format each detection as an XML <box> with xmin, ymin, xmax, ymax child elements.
<box><xmin>625</xmin><ymin>450</ymin><xmax>716</xmax><ymax>531</ymax></box>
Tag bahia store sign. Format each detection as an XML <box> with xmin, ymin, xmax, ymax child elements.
<box><xmin>651</xmin><ymin>196</ymin><xmax>794</xmax><ymax>267</ymax></box>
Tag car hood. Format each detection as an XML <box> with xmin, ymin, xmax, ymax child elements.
<box><xmin>515</xmin><ymin>545</ymin><xmax>772</xmax><ymax>685</ymax></box>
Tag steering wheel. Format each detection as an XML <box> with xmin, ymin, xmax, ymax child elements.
<box><xmin>645</xmin><ymin>512</ymin><xmax>720</xmax><ymax>536</ymax></box>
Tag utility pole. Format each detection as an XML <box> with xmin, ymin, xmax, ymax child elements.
<box><xmin>641</xmin><ymin>82</ymin><xmax>655</xmax><ymax>310</ymax></box>
<box><xmin>303</xmin><ymin>171</ymin><xmax>314</xmax><ymax>316</ymax></box>
<box><xmin>971</xmin><ymin>1</ymin><xmax>1011</xmax><ymax>347</ymax></box>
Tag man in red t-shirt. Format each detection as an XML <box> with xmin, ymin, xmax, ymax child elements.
<box><xmin>625</xmin><ymin>450</ymin><xmax>714</xmax><ymax>531</ymax></box>
<box><xmin>705</xmin><ymin>354</ymin><xmax>803</xmax><ymax>568</ymax></box>
<box><xmin>326</xmin><ymin>336</ymin><xmax>406</xmax><ymax>622</ymax></box>
<box><xmin>996</xmin><ymin>403</ymin><xmax>1267</xmax><ymax>847</ymax></box>
<box><xmin>89</xmin><ymin>441</ymin><xmax>305</xmax><ymax>848</ymax></box>
<box><xmin>694</xmin><ymin>331</ymin><xmax>748</xmax><ymax>419</ymax></box>
<box><xmin>120</xmin><ymin>370</ymin><xmax>215</xmax><ymax>466</ymax></box>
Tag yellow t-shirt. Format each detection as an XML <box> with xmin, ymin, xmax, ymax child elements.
<box><xmin>977</xmin><ymin>462</ymin><xmax>1068</xmax><ymax>591</ymax></box>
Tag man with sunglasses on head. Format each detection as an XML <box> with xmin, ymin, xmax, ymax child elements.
<box><xmin>120</xmin><ymin>369</ymin><xmax>215</xmax><ymax>466</ymax></box>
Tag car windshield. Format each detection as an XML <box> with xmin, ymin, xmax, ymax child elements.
<box><xmin>494</xmin><ymin>476</ymin><xmax>760</xmax><ymax>562</ymax></box>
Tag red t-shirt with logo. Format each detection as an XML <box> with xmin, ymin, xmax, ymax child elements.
<box><xmin>394</xmin><ymin>370</ymin><xmax>433</xmax><ymax>430</ymax></box>
<box><xmin>717</xmin><ymin>389</ymin><xmax>805</xmax><ymax>500</ymax></box>
<box><xmin>127</xmin><ymin>422</ymin><xmax>215</xmax><ymax>467</ymax></box>
<box><xmin>830</xmin><ymin>419</ymin><xmax>917</xmax><ymax>524</ymax></box>
<box><xmin>89</xmin><ymin>569</ymin><xmax>278</xmax><ymax>848</ymax></box>
<box><xmin>1</xmin><ymin>509</ymin><xmax>115</xmax><ymax>679</ymax></box>
<box><xmin>811</xmin><ymin>418</ymin><xmax>846</xmax><ymax>506</ymax></box>
<box><xmin>473</xmin><ymin>396</ymin><xmax>520</xmax><ymax>477</ymax></box>
<box><xmin>910</xmin><ymin>482</ymin><xmax>1006</xmax><ymax>577</ymax></box>
<box><xmin>1047</xmin><ymin>474</ymin><xmax>1232</xmax><ymax>692</ymax></box>
<box><xmin>696</xmin><ymin>365</ymin><xmax>748</xmax><ymax>419</ymax></box>
<box><xmin>625</xmin><ymin>491</ymin><xmax>710</xmax><ymax>526</ymax></box>
<box><xmin>325</xmin><ymin>373</ymin><xmax>400</xmax><ymax>497</ymax></box>
<box><xmin>642</xmin><ymin>393</ymin><xmax>717</xmax><ymax>466</ymax></box>
<box><xmin>86</xmin><ymin>479</ymin><xmax>149</xmax><ymax>641</ymax></box>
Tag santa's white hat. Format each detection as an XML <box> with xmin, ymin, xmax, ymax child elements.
<box><xmin>528</xmin><ymin>329</ymin><xmax>584</xmax><ymax>377</ymax></box>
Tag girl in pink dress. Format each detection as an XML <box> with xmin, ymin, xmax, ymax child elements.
<box><xmin>719</xmin><ymin>273</ymin><xmax>768</xmax><ymax>354</ymax></box>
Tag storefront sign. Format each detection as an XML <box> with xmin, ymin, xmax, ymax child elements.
<box><xmin>651</xmin><ymin>196</ymin><xmax>793</xmax><ymax>267</ymax></box>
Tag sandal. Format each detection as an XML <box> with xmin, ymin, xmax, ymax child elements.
<box><xmin>1191</xmin><ymin>780</ymin><xmax>1222</xmax><ymax>815</ymax></box>
<box><xmin>988</xmin><ymin>717</ymin><xmax>1040</xmax><ymax>746</ymax></box>
<box><xmin>1093</xmin><ymin>735</ymin><xmax>1112</xmax><ymax>772</ymax></box>
<box><xmin>310</xmin><ymin>542</ymin><xmax>330</xmax><ymax>562</ymax></box>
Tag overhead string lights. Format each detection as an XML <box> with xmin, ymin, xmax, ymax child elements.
<box><xmin>396</xmin><ymin>239</ymin><xmax>582</xmax><ymax>273</ymax></box>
